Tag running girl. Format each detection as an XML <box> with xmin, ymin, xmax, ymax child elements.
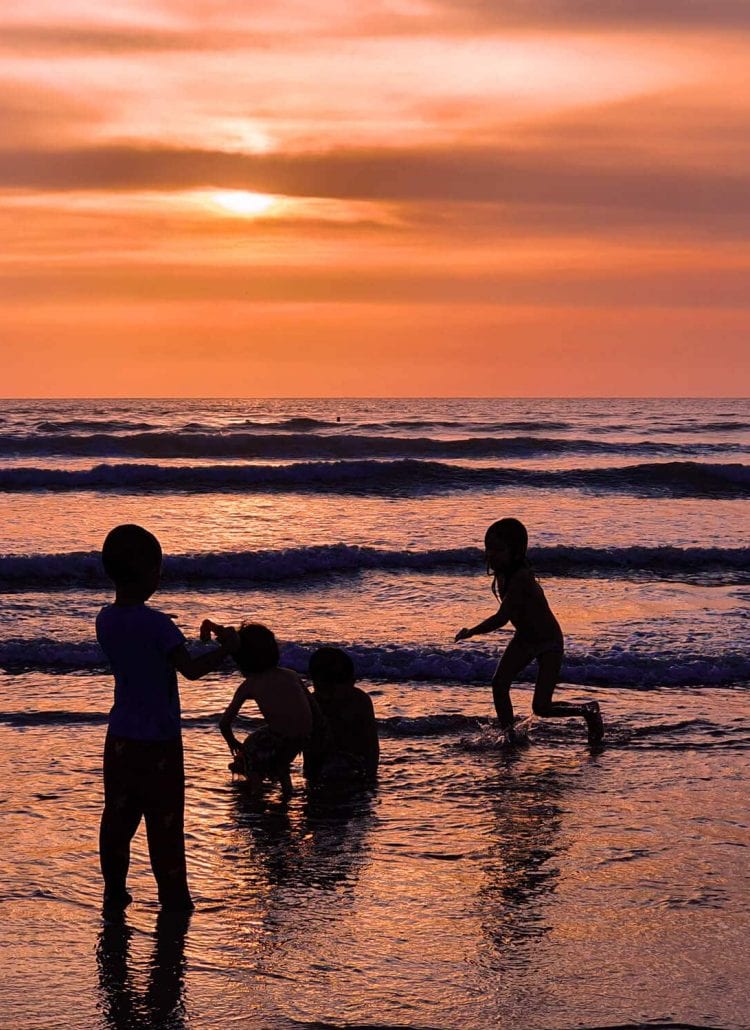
<box><xmin>455</xmin><ymin>518</ymin><xmax>604</xmax><ymax>744</ymax></box>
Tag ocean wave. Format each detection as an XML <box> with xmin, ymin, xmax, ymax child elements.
<box><xmin>0</xmin><ymin>458</ymin><xmax>466</xmax><ymax>494</ymax></box>
<box><xmin>180</xmin><ymin>416</ymin><xmax>341</xmax><ymax>432</ymax></box>
<box><xmin>0</xmin><ymin>430</ymin><xmax>738</xmax><ymax>460</ymax></box>
<box><xmin>644</xmin><ymin>420</ymin><xmax>750</xmax><ymax>435</ymax></box>
<box><xmin>1</xmin><ymin>637</ymin><xmax>748</xmax><ymax>688</ymax></box>
<box><xmin>36</xmin><ymin>419</ymin><xmax>157</xmax><ymax>433</ymax></box>
<box><xmin>187</xmin><ymin>415</ymin><xmax>747</xmax><ymax>436</ymax></box>
<box><xmin>2</xmin><ymin>544</ymin><xmax>749</xmax><ymax>589</ymax></box>
<box><xmin>0</xmin><ymin>459</ymin><xmax>747</xmax><ymax>498</ymax></box>
<box><xmin>1</xmin><ymin>711</ymin><xmax>747</xmax><ymax>754</ymax></box>
<box><xmin>0</xmin><ymin>708</ymin><xmax>481</xmax><ymax>738</ymax></box>
<box><xmin>28</xmin><ymin>416</ymin><xmax>577</xmax><ymax>436</ymax></box>
<box><xmin>309</xmin><ymin>643</ymin><xmax>750</xmax><ymax>689</ymax></box>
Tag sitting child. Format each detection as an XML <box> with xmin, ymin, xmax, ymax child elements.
<box><xmin>304</xmin><ymin>647</ymin><xmax>379</xmax><ymax>784</ymax></box>
<box><xmin>203</xmin><ymin>621</ymin><xmax>312</xmax><ymax>797</ymax></box>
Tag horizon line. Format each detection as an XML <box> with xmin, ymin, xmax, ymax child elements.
<box><xmin>1</xmin><ymin>395</ymin><xmax>748</xmax><ymax>402</ymax></box>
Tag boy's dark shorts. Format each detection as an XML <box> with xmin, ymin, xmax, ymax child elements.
<box><xmin>241</xmin><ymin>727</ymin><xmax>305</xmax><ymax>778</ymax></box>
<box><xmin>103</xmin><ymin>732</ymin><xmax>185</xmax><ymax>811</ymax></box>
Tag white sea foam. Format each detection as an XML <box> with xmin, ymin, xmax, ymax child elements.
<box><xmin>1</xmin><ymin>636</ymin><xmax>747</xmax><ymax>687</ymax></box>
<box><xmin>2</xmin><ymin>544</ymin><xmax>748</xmax><ymax>587</ymax></box>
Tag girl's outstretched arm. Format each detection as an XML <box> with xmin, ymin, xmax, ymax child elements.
<box><xmin>455</xmin><ymin>607</ymin><xmax>508</xmax><ymax>641</ymax></box>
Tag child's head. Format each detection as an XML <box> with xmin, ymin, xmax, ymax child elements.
<box><xmin>101</xmin><ymin>524</ymin><xmax>162</xmax><ymax>598</ymax></box>
<box><xmin>235</xmin><ymin>623</ymin><xmax>280</xmax><ymax>676</ymax></box>
<box><xmin>484</xmin><ymin>518</ymin><xmax>528</xmax><ymax>575</ymax></box>
<box><xmin>309</xmin><ymin>647</ymin><xmax>355</xmax><ymax>693</ymax></box>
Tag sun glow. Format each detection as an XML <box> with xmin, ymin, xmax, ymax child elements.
<box><xmin>211</xmin><ymin>191</ymin><xmax>277</xmax><ymax>217</ymax></box>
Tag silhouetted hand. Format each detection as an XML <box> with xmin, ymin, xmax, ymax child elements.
<box><xmin>216</xmin><ymin>625</ymin><xmax>240</xmax><ymax>653</ymax></box>
<box><xmin>199</xmin><ymin>620</ymin><xmax>240</xmax><ymax>652</ymax></box>
<box><xmin>455</xmin><ymin>627</ymin><xmax>473</xmax><ymax>642</ymax></box>
<box><xmin>199</xmin><ymin>618</ymin><xmax>220</xmax><ymax>643</ymax></box>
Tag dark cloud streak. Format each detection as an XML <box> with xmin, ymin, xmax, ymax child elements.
<box><xmin>0</xmin><ymin>24</ymin><xmax>269</xmax><ymax>55</ymax></box>
<box><xmin>429</xmin><ymin>0</ymin><xmax>750</xmax><ymax>30</ymax></box>
<box><xmin>1</xmin><ymin>143</ymin><xmax>748</xmax><ymax>234</ymax></box>
<box><xmin>4</xmin><ymin>1</ymin><xmax>750</xmax><ymax>60</ymax></box>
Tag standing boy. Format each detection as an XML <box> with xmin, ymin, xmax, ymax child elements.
<box><xmin>97</xmin><ymin>524</ymin><xmax>233</xmax><ymax>913</ymax></box>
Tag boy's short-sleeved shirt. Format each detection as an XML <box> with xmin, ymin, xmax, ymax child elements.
<box><xmin>96</xmin><ymin>603</ymin><xmax>186</xmax><ymax>741</ymax></box>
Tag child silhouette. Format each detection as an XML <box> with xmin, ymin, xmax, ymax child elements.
<box><xmin>97</xmin><ymin>524</ymin><xmax>233</xmax><ymax>912</ymax></box>
<box><xmin>455</xmin><ymin>518</ymin><xmax>604</xmax><ymax>744</ymax></box>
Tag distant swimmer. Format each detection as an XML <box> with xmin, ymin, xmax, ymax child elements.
<box><xmin>455</xmin><ymin>518</ymin><xmax>604</xmax><ymax>745</ymax></box>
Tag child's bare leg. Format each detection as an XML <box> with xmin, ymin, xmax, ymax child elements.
<box><xmin>143</xmin><ymin>742</ymin><xmax>192</xmax><ymax>911</ymax></box>
<box><xmin>531</xmin><ymin>652</ymin><xmax>603</xmax><ymax>741</ymax></box>
<box><xmin>492</xmin><ymin>638</ymin><xmax>532</xmax><ymax>729</ymax></box>
<box><xmin>100</xmin><ymin>735</ymin><xmax>141</xmax><ymax>908</ymax></box>
<box><xmin>100</xmin><ymin>803</ymin><xmax>140</xmax><ymax>907</ymax></box>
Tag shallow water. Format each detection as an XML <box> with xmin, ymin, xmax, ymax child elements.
<box><xmin>1</xmin><ymin>682</ymin><xmax>748</xmax><ymax>1029</ymax></box>
<box><xmin>1</xmin><ymin>397</ymin><xmax>749</xmax><ymax>1028</ymax></box>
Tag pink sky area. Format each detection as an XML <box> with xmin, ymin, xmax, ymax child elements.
<box><xmin>2</xmin><ymin>0</ymin><xmax>750</xmax><ymax>396</ymax></box>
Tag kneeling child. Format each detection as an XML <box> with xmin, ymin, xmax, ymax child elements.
<box><xmin>205</xmin><ymin>621</ymin><xmax>312</xmax><ymax>796</ymax></box>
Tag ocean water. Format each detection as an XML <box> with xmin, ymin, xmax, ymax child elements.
<box><xmin>0</xmin><ymin>397</ymin><xmax>748</xmax><ymax>1029</ymax></box>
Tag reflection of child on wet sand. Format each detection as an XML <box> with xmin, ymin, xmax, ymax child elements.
<box><xmin>204</xmin><ymin>621</ymin><xmax>312</xmax><ymax>796</ymax></box>
<box><xmin>455</xmin><ymin>518</ymin><xmax>604</xmax><ymax>745</ymax></box>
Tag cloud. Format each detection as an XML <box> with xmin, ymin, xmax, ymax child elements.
<box><xmin>9</xmin><ymin>0</ymin><xmax>746</xmax><ymax>56</ymax></box>
<box><xmin>421</xmin><ymin>88</ymin><xmax>750</xmax><ymax>167</ymax></box>
<box><xmin>2</xmin><ymin>139</ymin><xmax>748</xmax><ymax>236</ymax></box>
<box><xmin>0</xmin><ymin>24</ymin><xmax>273</xmax><ymax>55</ymax></box>
<box><xmin>0</xmin><ymin>1</ymin><xmax>370</xmax><ymax>55</ymax></box>
<box><xmin>426</xmin><ymin>0</ymin><xmax>750</xmax><ymax>31</ymax></box>
<box><xmin>0</xmin><ymin>81</ymin><xmax>107</xmax><ymax>146</ymax></box>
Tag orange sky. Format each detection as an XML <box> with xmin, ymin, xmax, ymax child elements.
<box><xmin>2</xmin><ymin>0</ymin><xmax>750</xmax><ymax>396</ymax></box>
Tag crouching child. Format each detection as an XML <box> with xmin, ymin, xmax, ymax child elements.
<box><xmin>205</xmin><ymin>621</ymin><xmax>312</xmax><ymax>797</ymax></box>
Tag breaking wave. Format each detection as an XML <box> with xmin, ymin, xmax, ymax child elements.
<box><xmin>2</xmin><ymin>544</ymin><xmax>749</xmax><ymax>588</ymax></box>
<box><xmin>1</xmin><ymin>637</ymin><xmax>748</xmax><ymax>688</ymax></box>
<box><xmin>0</xmin><ymin>430</ymin><xmax>738</xmax><ymax>460</ymax></box>
<box><xmin>0</xmin><ymin>708</ymin><xmax>482</xmax><ymax>738</ymax></box>
<box><xmin>36</xmin><ymin>419</ymin><xmax>157</xmax><ymax>433</ymax></box>
<box><xmin>0</xmin><ymin>459</ymin><xmax>748</xmax><ymax>497</ymax></box>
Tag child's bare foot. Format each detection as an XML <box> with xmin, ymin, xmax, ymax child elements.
<box><xmin>102</xmin><ymin>889</ymin><xmax>132</xmax><ymax>915</ymax></box>
<box><xmin>583</xmin><ymin>702</ymin><xmax>604</xmax><ymax>744</ymax></box>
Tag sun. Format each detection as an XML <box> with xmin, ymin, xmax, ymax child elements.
<box><xmin>211</xmin><ymin>191</ymin><xmax>277</xmax><ymax>216</ymax></box>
